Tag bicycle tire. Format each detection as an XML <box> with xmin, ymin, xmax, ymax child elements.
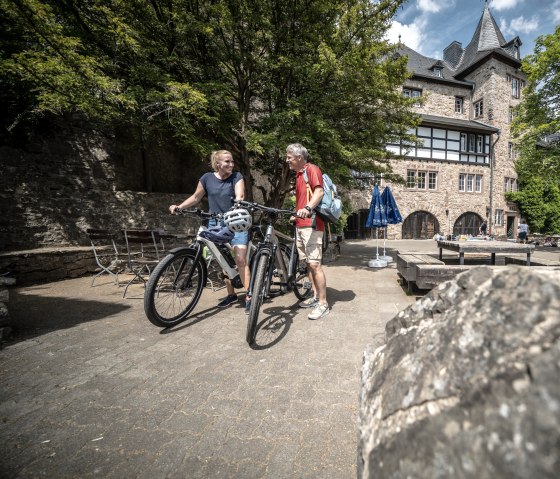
<box><xmin>293</xmin><ymin>267</ymin><xmax>313</xmax><ymax>300</ymax></box>
<box><xmin>144</xmin><ymin>250</ymin><xmax>206</xmax><ymax>327</ymax></box>
<box><xmin>246</xmin><ymin>251</ymin><xmax>271</xmax><ymax>345</ymax></box>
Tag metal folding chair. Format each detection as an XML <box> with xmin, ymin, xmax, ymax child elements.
<box><xmin>86</xmin><ymin>229</ymin><xmax>125</xmax><ymax>287</ymax></box>
<box><xmin>122</xmin><ymin>229</ymin><xmax>163</xmax><ymax>298</ymax></box>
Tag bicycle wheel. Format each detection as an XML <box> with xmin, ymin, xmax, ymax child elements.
<box><xmin>246</xmin><ymin>251</ymin><xmax>271</xmax><ymax>345</ymax></box>
<box><xmin>269</xmin><ymin>243</ymin><xmax>290</xmax><ymax>295</ymax></box>
<box><xmin>294</xmin><ymin>263</ymin><xmax>313</xmax><ymax>300</ymax></box>
<box><xmin>144</xmin><ymin>250</ymin><xmax>206</xmax><ymax>327</ymax></box>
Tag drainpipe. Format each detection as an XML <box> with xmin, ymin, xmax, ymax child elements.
<box><xmin>488</xmin><ymin>130</ymin><xmax>501</xmax><ymax>236</ymax></box>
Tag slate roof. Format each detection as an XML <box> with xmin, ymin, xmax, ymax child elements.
<box><xmin>420</xmin><ymin>114</ymin><xmax>499</xmax><ymax>134</ymax></box>
<box><xmin>399</xmin><ymin>5</ymin><xmax>522</xmax><ymax>83</ymax></box>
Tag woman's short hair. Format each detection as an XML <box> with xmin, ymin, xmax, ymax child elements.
<box><xmin>210</xmin><ymin>150</ymin><xmax>233</xmax><ymax>171</ymax></box>
<box><xmin>286</xmin><ymin>143</ymin><xmax>308</xmax><ymax>161</ymax></box>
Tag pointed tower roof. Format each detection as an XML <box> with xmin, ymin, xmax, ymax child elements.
<box><xmin>453</xmin><ymin>4</ymin><xmax>521</xmax><ymax>76</ymax></box>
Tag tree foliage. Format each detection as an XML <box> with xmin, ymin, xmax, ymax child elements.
<box><xmin>508</xmin><ymin>26</ymin><xmax>560</xmax><ymax>232</ymax></box>
<box><xmin>1</xmin><ymin>0</ymin><xmax>417</xmax><ymax>205</ymax></box>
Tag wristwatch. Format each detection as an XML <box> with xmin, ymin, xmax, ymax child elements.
<box><xmin>304</xmin><ymin>205</ymin><xmax>312</xmax><ymax>212</ymax></box>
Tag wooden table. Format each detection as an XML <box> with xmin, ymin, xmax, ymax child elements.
<box><xmin>437</xmin><ymin>240</ymin><xmax>535</xmax><ymax>265</ymax></box>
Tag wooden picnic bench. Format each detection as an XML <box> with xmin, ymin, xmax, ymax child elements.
<box><xmin>396</xmin><ymin>253</ymin><xmax>444</xmax><ymax>290</ymax></box>
<box><xmin>415</xmin><ymin>264</ymin><xmax>508</xmax><ymax>290</ymax></box>
<box><xmin>504</xmin><ymin>255</ymin><xmax>560</xmax><ymax>267</ymax></box>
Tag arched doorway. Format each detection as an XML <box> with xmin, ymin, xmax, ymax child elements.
<box><xmin>453</xmin><ymin>212</ymin><xmax>483</xmax><ymax>236</ymax></box>
<box><xmin>402</xmin><ymin>211</ymin><xmax>440</xmax><ymax>239</ymax></box>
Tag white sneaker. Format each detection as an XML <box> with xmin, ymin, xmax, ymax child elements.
<box><xmin>299</xmin><ymin>297</ymin><xmax>318</xmax><ymax>308</ymax></box>
<box><xmin>308</xmin><ymin>303</ymin><xmax>330</xmax><ymax>320</ymax></box>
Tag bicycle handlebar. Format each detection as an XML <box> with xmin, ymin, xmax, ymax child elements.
<box><xmin>173</xmin><ymin>208</ymin><xmax>221</xmax><ymax>220</ymax></box>
<box><xmin>234</xmin><ymin>200</ymin><xmax>296</xmax><ymax>217</ymax></box>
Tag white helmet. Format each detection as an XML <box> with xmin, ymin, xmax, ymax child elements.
<box><xmin>224</xmin><ymin>208</ymin><xmax>252</xmax><ymax>232</ymax></box>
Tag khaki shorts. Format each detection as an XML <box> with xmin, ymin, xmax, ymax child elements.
<box><xmin>296</xmin><ymin>228</ymin><xmax>323</xmax><ymax>263</ymax></box>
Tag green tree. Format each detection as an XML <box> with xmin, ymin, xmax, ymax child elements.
<box><xmin>508</xmin><ymin>26</ymin><xmax>560</xmax><ymax>232</ymax></box>
<box><xmin>1</xmin><ymin>0</ymin><xmax>417</xmax><ymax>205</ymax></box>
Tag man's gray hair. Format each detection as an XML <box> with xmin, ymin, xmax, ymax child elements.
<box><xmin>286</xmin><ymin>143</ymin><xmax>309</xmax><ymax>161</ymax></box>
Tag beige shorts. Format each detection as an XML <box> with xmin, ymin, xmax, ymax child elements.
<box><xmin>296</xmin><ymin>228</ymin><xmax>323</xmax><ymax>263</ymax></box>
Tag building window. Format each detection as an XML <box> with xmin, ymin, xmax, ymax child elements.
<box><xmin>467</xmin><ymin>174</ymin><xmax>474</xmax><ymax>192</ymax></box>
<box><xmin>468</xmin><ymin>134</ymin><xmax>476</xmax><ymax>152</ymax></box>
<box><xmin>403</xmin><ymin>88</ymin><xmax>422</xmax><ymax>98</ymax></box>
<box><xmin>433</xmin><ymin>68</ymin><xmax>443</xmax><ymax>77</ymax></box>
<box><xmin>474</xmin><ymin>99</ymin><xmax>483</xmax><ymax>118</ymax></box>
<box><xmin>428</xmin><ymin>171</ymin><xmax>437</xmax><ymax>190</ymax></box>
<box><xmin>508</xmin><ymin>107</ymin><xmax>517</xmax><ymax>124</ymax></box>
<box><xmin>455</xmin><ymin>97</ymin><xmax>464</xmax><ymax>113</ymax></box>
<box><xmin>459</xmin><ymin>173</ymin><xmax>483</xmax><ymax>193</ymax></box>
<box><xmin>460</xmin><ymin>133</ymin><xmax>467</xmax><ymax>151</ymax></box>
<box><xmin>508</xmin><ymin>142</ymin><xmax>519</xmax><ymax>159</ymax></box>
<box><xmin>495</xmin><ymin>209</ymin><xmax>504</xmax><ymax>226</ymax></box>
<box><xmin>504</xmin><ymin>177</ymin><xmax>518</xmax><ymax>192</ymax></box>
<box><xmin>406</xmin><ymin>170</ymin><xmax>416</xmax><ymax>188</ymax></box>
<box><xmin>475</xmin><ymin>175</ymin><xmax>482</xmax><ymax>192</ymax></box>
<box><xmin>407</xmin><ymin>170</ymin><xmax>437</xmax><ymax>189</ymax></box>
<box><xmin>508</xmin><ymin>74</ymin><xmax>525</xmax><ymax>99</ymax></box>
<box><xmin>459</xmin><ymin>174</ymin><xmax>466</xmax><ymax>192</ymax></box>
<box><xmin>476</xmin><ymin>135</ymin><xmax>483</xmax><ymax>153</ymax></box>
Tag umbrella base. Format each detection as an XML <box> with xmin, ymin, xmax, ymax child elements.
<box><xmin>379</xmin><ymin>255</ymin><xmax>393</xmax><ymax>263</ymax></box>
<box><xmin>368</xmin><ymin>259</ymin><xmax>388</xmax><ymax>268</ymax></box>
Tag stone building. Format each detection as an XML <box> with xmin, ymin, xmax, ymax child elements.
<box><xmin>345</xmin><ymin>4</ymin><xmax>525</xmax><ymax>240</ymax></box>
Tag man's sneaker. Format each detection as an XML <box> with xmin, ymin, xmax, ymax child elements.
<box><xmin>299</xmin><ymin>297</ymin><xmax>318</xmax><ymax>308</ymax></box>
<box><xmin>308</xmin><ymin>303</ymin><xmax>330</xmax><ymax>320</ymax></box>
<box><xmin>218</xmin><ymin>294</ymin><xmax>238</xmax><ymax>308</ymax></box>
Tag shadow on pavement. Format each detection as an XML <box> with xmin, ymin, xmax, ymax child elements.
<box><xmin>159</xmin><ymin>304</ymin><xmax>222</xmax><ymax>334</ymax></box>
<box><xmin>8</xmin><ymin>290</ymin><xmax>132</xmax><ymax>343</ymax></box>
<box><xmin>250</xmin><ymin>303</ymin><xmax>296</xmax><ymax>350</ymax></box>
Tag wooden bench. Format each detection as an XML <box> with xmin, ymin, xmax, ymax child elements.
<box><xmin>396</xmin><ymin>253</ymin><xmax>444</xmax><ymax>290</ymax></box>
<box><xmin>504</xmin><ymin>255</ymin><xmax>560</xmax><ymax>267</ymax></box>
<box><xmin>415</xmin><ymin>264</ymin><xmax>507</xmax><ymax>290</ymax></box>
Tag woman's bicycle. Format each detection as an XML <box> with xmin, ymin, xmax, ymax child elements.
<box><xmin>236</xmin><ymin>200</ymin><xmax>313</xmax><ymax>345</ymax></box>
<box><xmin>144</xmin><ymin>208</ymin><xmax>253</xmax><ymax>327</ymax></box>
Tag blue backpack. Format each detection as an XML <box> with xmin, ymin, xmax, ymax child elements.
<box><xmin>303</xmin><ymin>168</ymin><xmax>342</xmax><ymax>224</ymax></box>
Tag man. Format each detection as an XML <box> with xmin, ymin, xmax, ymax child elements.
<box><xmin>518</xmin><ymin>219</ymin><xmax>529</xmax><ymax>244</ymax></box>
<box><xmin>479</xmin><ymin>220</ymin><xmax>487</xmax><ymax>236</ymax></box>
<box><xmin>286</xmin><ymin>143</ymin><xmax>330</xmax><ymax>320</ymax></box>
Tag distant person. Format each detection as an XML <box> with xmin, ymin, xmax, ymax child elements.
<box><xmin>518</xmin><ymin>219</ymin><xmax>529</xmax><ymax>244</ymax></box>
<box><xmin>169</xmin><ymin>150</ymin><xmax>251</xmax><ymax>311</ymax></box>
<box><xmin>479</xmin><ymin>220</ymin><xmax>487</xmax><ymax>236</ymax></box>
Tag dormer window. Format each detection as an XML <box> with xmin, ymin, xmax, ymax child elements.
<box><xmin>433</xmin><ymin>67</ymin><xmax>443</xmax><ymax>78</ymax></box>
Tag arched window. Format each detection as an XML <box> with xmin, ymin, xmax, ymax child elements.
<box><xmin>402</xmin><ymin>211</ymin><xmax>440</xmax><ymax>239</ymax></box>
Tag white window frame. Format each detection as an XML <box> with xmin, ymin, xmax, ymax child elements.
<box><xmin>428</xmin><ymin>171</ymin><xmax>437</xmax><ymax>190</ymax></box>
<box><xmin>406</xmin><ymin>170</ymin><xmax>416</xmax><ymax>188</ymax></box>
<box><xmin>467</xmin><ymin>174</ymin><xmax>474</xmax><ymax>192</ymax></box>
<box><xmin>474</xmin><ymin>99</ymin><xmax>483</xmax><ymax>118</ymax></box>
<box><xmin>417</xmin><ymin>171</ymin><xmax>426</xmax><ymax>189</ymax></box>
<box><xmin>455</xmin><ymin>97</ymin><xmax>464</xmax><ymax>113</ymax></box>
<box><xmin>475</xmin><ymin>175</ymin><xmax>482</xmax><ymax>193</ymax></box>
<box><xmin>459</xmin><ymin>174</ymin><xmax>466</xmax><ymax>192</ymax></box>
<box><xmin>495</xmin><ymin>209</ymin><xmax>504</xmax><ymax>226</ymax></box>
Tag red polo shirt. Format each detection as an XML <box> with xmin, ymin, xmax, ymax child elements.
<box><xmin>295</xmin><ymin>163</ymin><xmax>325</xmax><ymax>232</ymax></box>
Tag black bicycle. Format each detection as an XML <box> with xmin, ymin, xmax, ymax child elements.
<box><xmin>237</xmin><ymin>200</ymin><xmax>313</xmax><ymax>345</ymax></box>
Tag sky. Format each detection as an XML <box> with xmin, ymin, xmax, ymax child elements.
<box><xmin>388</xmin><ymin>0</ymin><xmax>560</xmax><ymax>60</ymax></box>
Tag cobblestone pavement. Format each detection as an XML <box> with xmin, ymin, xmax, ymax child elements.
<box><xmin>1</xmin><ymin>240</ymin><xmax>558</xmax><ymax>478</ymax></box>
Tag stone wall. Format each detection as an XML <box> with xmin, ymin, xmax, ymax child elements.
<box><xmin>0</xmin><ymin>121</ymin><xmax>207</xmax><ymax>252</ymax></box>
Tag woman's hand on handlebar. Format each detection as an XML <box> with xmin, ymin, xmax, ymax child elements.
<box><xmin>169</xmin><ymin>205</ymin><xmax>179</xmax><ymax>214</ymax></box>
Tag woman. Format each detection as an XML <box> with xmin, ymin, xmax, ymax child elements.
<box><xmin>169</xmin><ymin>150</ymin><xmax>250</xmax><ymax>311</ymax></box>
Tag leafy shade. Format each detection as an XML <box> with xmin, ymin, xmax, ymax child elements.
<box><xmin>512</xmin><ymin>25</ymin><xmax>560</xmax><ymax>177</ymax></box>
<box><xmin>1</xmin><ymin>0</ymin><xmax>418</xmax><ymax>206</ymax></box>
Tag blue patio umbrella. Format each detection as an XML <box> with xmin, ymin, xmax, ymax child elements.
<box><xmin>365</xmin><ymin>185</ymin><xmax>388</xmax><ymax>267</ymax></box>
<box><xmin>379</xmin><ymin>186</ymin><xmax>403</xmax><ymax>262</ymax></box>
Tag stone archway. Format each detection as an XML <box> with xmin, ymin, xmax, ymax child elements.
<box><xmin>402</xmin><ymin>211</ymin><xmax>440</xmax><ymax>239</ymax></box>
<box><xmin>453</xmin><ymin>212</ymin><xmax>484</xmax><ymax>236</ymax></box>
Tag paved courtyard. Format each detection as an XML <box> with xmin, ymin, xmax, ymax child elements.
<box><xmin>1</xmin><ymin>239</ymin><xmax>558</xmax><ymax>477</ymax></box>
